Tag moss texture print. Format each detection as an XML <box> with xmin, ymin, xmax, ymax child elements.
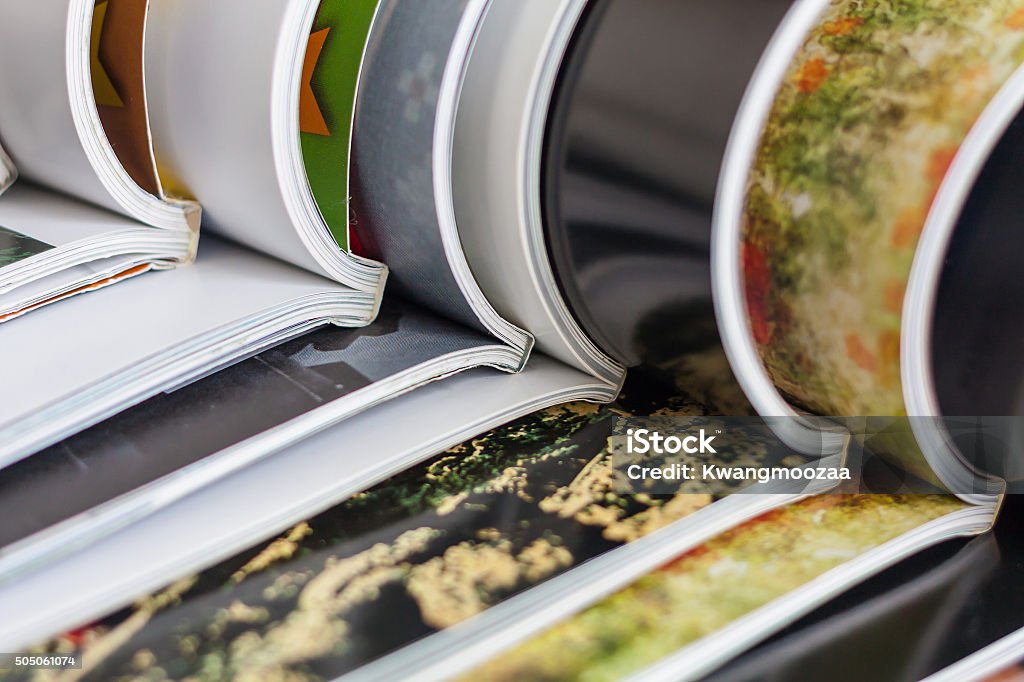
<box><xmin>743</xmin><ymin>0</ymin><xmax>1024</xmax><ymax>417</ymax></box>
<box><xmin>468</xmin><ymin>494</ymin><xmax>966</xmax><ymax>681</ymax></box>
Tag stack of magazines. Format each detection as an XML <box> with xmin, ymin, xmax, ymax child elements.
<box><xmin>1</xmin><ymin>0</ymin><xmax>1023</xmax><ymax>679</ymax></box>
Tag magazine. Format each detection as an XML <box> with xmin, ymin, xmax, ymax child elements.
<box><xmin>0</xmin><ymin>0</ymin><xmax>631</xmax><ymax>482</ymax></box>
<box><xmin>0</xmin><ymin>0</ymin><xmax>645</xmax><ymax>615</ymax></box>
<box><xmin>0</xmin><ymin>360</ymin><xmax>758</xmax><ymax>669</ymax></box>
<box><xmin>0</xmin><ymin>0</ymin><xmax>407</xmax><ymax>466</ymax></box>
<box><xmin>346</xmin><ymin>0</ymin><xmax>1024</xmax><ymax>676</ymax></box>
<box><xmin>712</xmin><ymin>0</ymin><xmax>1024</xmax><ymax>502</ymax></box>
<box><xmin>1</xmin><ymin>0</ymin><xmax>1023</xmax><ymax>678</ymax></box>
<box><xmin>0</xmin><ymin>358</ymin><xmax>610</xmax><ymax>650</ymax></box>
<box><xmin>0</xmin><ymin>0</ymin><xmax>200</xmax><ymax>319</ymax></box>
<box><xmin>2</xmin><ymin>4</ymin><xmax>803</xmax><ymax>637</ymax></box>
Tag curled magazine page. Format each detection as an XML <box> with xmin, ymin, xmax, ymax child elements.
<box><xmin>91</xmin><ymin>0</ymin><xmax>163</xmax><ymax>198</ymax></box>
<box><xmin>0</xmin><ymin>0</ymin><xmax>198</xmax><ymax>323</ymax></box>
<box><xmin>352</xmin><ymin>0</ymin><xmax>488</xmax><ymax>332</ymax></box>
<box><xmin>543</xmin><ymin>0</ymin><xmax>794</xmax><ymax>368</ymax></box>
<box><xmin>463</xmin><ymin>494</ymin><xmax>969</xmax><ymax>681</ymax></box>
<box><xmin>0</xmin><ymin>358</ymin><xmax>613</xmax><ymax>651</ymax></box>
<box><xmin>0</xmin><ymin>0</ymin><xmax>196</xmax><ymax>228</ymax></box>
<box><xmin>351</xmin><ymin>0</ymin><xmax>533</xmax><ymax>366</ymax></box>
<box><xmin>0</xmin><ymin>235</ymin><xmax>378</xmax><ymax>468</ymax></box>
<box><xmin>709</xmin><ymin>497</ymin><xmax>1024</xmax><ymax>682</ymax></box>
<box><xmin>0</xmin><ymin>300</ymin><xmax>503</xmax><ymax>575</ymax></box>
<box><xmin>144</xmin><ymin>0</ymin><xmax>385</xmax><ymax>293</ymax></box>
<box><xmin>10</xmin><ymin>342</ymin><xmax>755</xmax><ymax>678</ymax></box>
<box><xmin>715</xmin><ymin>0</ymin><xmax>1024</xmax><ymax>499</ymax></box>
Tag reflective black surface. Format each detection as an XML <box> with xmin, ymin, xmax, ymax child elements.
<box><xmin>543</xmin><ymin>0</ymin><xmax>795</xmax><ymax>367</ymax></box>
<box><xmin>933</xmin><ymin>110</ymin><xmax>1024</xmax><ymax>485</ymax></box>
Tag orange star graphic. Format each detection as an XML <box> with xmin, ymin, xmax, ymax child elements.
<box><xmin>300</xmin><ymin>27</ymin><xmax>331</xmax><ymax>136</ymax></box>
<box><xmin>91</xmin><ymin>1</ymin><xmax>123</xmax><ymax>108</ymax></box>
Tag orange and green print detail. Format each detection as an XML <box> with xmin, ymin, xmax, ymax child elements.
<box><xmin>466</xmin><ymin>493</ymin><xmax>966</xmax><ymax>682</ymax></box>
<box><xmin>742</xmin><ymin>1</ymin><xmax>1024</xmax><ymax>418</ymax></box>
<box><xmin>299</xmin><ymin>0</ymin><xmax>378</xmax><ymax>252</ymax></box>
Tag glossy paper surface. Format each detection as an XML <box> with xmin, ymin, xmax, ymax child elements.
<box><xmin>0</xmin><ymin>301</ymin><xmax>493</xmax><ymax>550</ymax></box>
<box><xmin>18</xmin><ymin>347</ymin><xmax>751</xmax><ymax>679</ymax></box>
<box><xmin>91</xmin><ymin>0</ymin><xmax>161</xmax><ymax>196</ymax></box>
<box><xmin>543</xmin><ymin>0</ymin><xmax>794</xmax><ymax>367</ymax></box>
<box><xmin>743</xmin><ymin>1</ymin><xmax>1024</xmax><ymax>418</ymax></box>
<box><xmin>0</xmin><ymin>226</ymin><xmax>52</xmax><ymax>269</ymax></box>
<box><xmin>469</xmin><ymin>494</ymin><xmax>965</xmax><ymax>681</ymax></box>
<box><xmin>710</xmin><ymin>496</ymin><xmax>1024</xmax><ymax>682</ymax></box>
<box><xmin>299</xmin><ymin>0</ymin><xmax>378</xmax><ymax>250</ymax></box>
